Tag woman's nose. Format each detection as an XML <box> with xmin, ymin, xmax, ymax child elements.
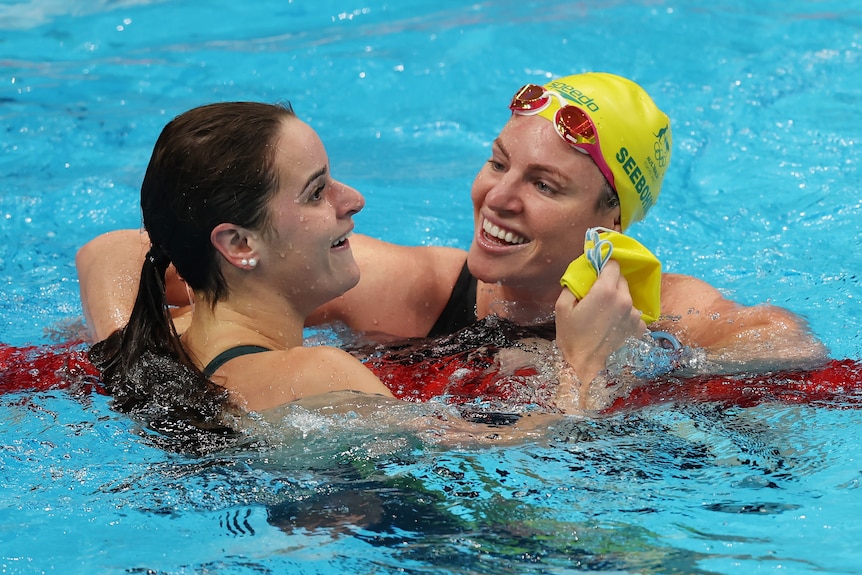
<box><xmin>333</xmin><ymin>180</ymin><xmax>365</xmax><ymax>216</ymax></box>
<box><xmin>484</xmin><ymin>174</ymin><xmax>523</xmax><ymax>213</ymax></box>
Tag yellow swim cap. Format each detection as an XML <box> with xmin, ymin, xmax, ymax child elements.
<box><xmin>533</xmin><ymin>73</ymin><xmax>672</xmax><ymax>230</ymax></box>
<box><xmin>560</xmin><ymin>228</ymin><xmax>662</xmax><ymax>323</ymax></box>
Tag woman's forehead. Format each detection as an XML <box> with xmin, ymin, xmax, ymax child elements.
<box><xmin>272</xmin><ymin>120</ymin><xmax>328</xmax><ymax>179</ymax></box>
<box><xmin>498</xmin><ymin>115</ymin><xmax>606</xmax><ymax>189</ymax></box>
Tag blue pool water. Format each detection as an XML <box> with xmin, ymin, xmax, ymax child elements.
<box><xmin>2</xmin><ymin>0</ymin><xmax>862</xmax><ymax>573</ymax></box>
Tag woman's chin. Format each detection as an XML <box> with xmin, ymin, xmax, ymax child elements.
<box><xmin>466</xmin><ymin>249</ymin><xmax>516</xmax><ymax>284</ymax></box>
<box><xmin>339</xmin><ymin>265</ymin><xmax>362</xmax><ymax>293</ymax></box>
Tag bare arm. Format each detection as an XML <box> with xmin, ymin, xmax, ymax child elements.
<box><xmin>306</xmin><ymin>234</ymin><xmax>467</xmax><ymax>338</ymax></box>
<box><xmin>653</xmin><ymin>273</ymin><xmax>828</xmax><ymax>371</ymax></box>
<box><xmin>76</xmin><ymin>229</ymin><xmax>191</xmax><ymax>342</ymax></box>
<box><xmin>76</xmin><ymin>230</ymin><xmax>148</xmax><ymax>341</ymax></box>
<box><xmin>77</xmin><ymin>230</ymin><xmax>466</xmax><ymax>342</ymax></box>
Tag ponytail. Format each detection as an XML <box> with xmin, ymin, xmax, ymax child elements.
<box><xmin>127</xmin><ymin>245</ymin><xmax>185</xmax><ymax>365</ymax></box>
<box><xmin>89</xmin><ymin>244</ymin><xmax>232</xmax><ymax>434</ymax></box>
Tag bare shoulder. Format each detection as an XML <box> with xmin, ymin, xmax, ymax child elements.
<box><xmin>653</xmin><ymin>272</ymin><xmax>740</xmax><ymax>345</ymax></box>
<box><xmin>661</xmin><ymin>272</ymin><xmax>720</xmax><ymax>294</ymax></box>
<box><xmin>77</xmin><ymin>228</ymin><xmax>193</xmax><ymax>341</ymax></box>
<box><xmin>660</xmin><ymin>273</ymin><xmax>730</xmax><ymax>314</ymax></box>
<box><xmin>213</xmin><ymin>345</ymin><xmax>393</xmax><ymax>411</ymax></box>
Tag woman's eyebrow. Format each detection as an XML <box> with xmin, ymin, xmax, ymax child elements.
<box><xmin>492</xmin><ymin>138</ymin><xmax>508</xmax><ymax>156</ymax></box>
<box><xmin>302</xmin><ymin>166</ymin><xmax>328</xmax><ymax>190</ymax></box>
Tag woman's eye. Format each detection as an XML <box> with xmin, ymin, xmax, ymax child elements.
<box><xmin>487</xmin><ymin>159</ymin><xmax>505</xmax><ymax>172</ymax></box>
<box><xmin>309</xmin><ymin>183</ymin><xmax>325</xmax><ymax>201</ymax></box>
<box><xmin>536</xmin><ymin>181</ymin><xmax>554</xmax><ymax>194</ymax></box>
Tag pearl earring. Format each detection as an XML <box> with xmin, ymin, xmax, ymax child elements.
<box><xmin>240</xmin><ymin>258</ymin><xmax>249</xmax><ymax>267</ymax></box>
<box><xmin>248</xmin><ymin>258</ymin><xmax>257</xmax><ymax>268</ymax></box>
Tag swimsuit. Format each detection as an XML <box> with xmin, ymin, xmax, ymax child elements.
<box><xmin>427</xmin><ymin>261</ymin><xmax>478</xmax><ymax>337</ymax></box>
<box><xmin>364</xmin><ymin>316</ymin><xmax>556</xmax><ymax>406</ymax></box>
<box><xmin>202</xmin><ymin>345</ymin><xmax>271</xmax><ymax>378</ymax></box>
<box><xmin>3</xmin><ymin>339</ymin><xmax>860</xmax><ymax>412</ymax></box>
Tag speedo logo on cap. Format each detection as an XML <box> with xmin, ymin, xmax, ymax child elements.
<box><xmin>546</xmin><ymin>81</ymin><xmax>600</xmax><ymax>112</ymax></box>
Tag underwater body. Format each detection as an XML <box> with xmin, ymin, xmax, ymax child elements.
<box><xmin>3</xmin><ymin>0</ymin><xmax>862</xmax><ymax>573</ymax></box>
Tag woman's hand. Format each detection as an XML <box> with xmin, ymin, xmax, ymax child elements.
<box><xmin>554</xmin><ymin>259</ymin><xmax>645</xmax><ymax>406</ymax></box>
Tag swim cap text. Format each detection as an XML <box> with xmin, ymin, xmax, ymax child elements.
<box><xmin>615</xmin><ymin>147</ymin><xmax>653</xmax><ymax>212</ymax></box>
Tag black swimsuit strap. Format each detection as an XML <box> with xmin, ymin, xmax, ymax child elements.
<box><xmin>203</xmin><ymin>345</ymin><xmax>271</xmax><ymax>378</ymax></box>
<box><xmin>427</xmin><ymin>260</ymin><xmax>478</xmax><ymax>338</ymax></box>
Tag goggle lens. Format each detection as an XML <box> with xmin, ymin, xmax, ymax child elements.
<box><xmin>556</xmin><ymin>106</ymin><xmax>597</xmax><ymax>146</ymax></box>
<box><xmin>510</xmin><ymin>84</ymin><xmax>549</xmax><ymax>112</ymax></box>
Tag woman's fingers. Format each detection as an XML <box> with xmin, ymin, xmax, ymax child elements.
<box><xmin>555</xmin><ymin>259</ymin><xmax>647</xmax><ymax>380</ymax></box>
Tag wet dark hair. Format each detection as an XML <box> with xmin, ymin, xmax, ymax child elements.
<box><xmin>89</xmin><ymin>101</ymin><xmax>297</xmax><ymax>448</ymax></box>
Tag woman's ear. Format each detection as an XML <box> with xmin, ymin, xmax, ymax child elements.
<box><xmin>603</xmin><ymin>203</ymin><xmax>622</xmax><ymax>233</ymax></box>
<box><xmin>211</xmin><ymin>223</ymin><xmax>257</xmax><ymax>269</ymax></box>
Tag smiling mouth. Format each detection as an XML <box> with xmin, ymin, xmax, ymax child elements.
<box><xmin>331</xmin><ymin>230</ymin><xmax>353</xmax><ymax>248</ymax></box>
<box><xmin>482</xmin><ymin>218</ymin><xmax>527</xmax><ymax>245</ymax></box>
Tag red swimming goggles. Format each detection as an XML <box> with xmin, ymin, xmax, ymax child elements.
<box><xmin>509</xmin><ymin>84</ymin><xmax>616</xmax><ymax>192</ymax></box>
